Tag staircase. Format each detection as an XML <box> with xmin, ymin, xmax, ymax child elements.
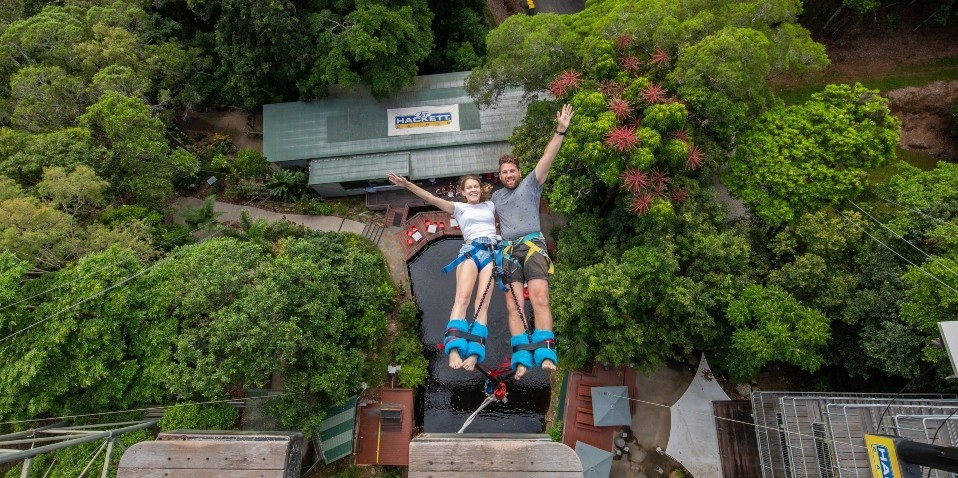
<box><xmin>361</xmin><ymin>221</ymin><xmax>384</xmax><ymax>244</ymax></box>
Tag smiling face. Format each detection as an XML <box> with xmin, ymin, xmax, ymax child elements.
<box><xmin>459</xmin><ymin>177</ymin><xmax>483</xmax><ymax>204</ymax></box>
<box><xmin>498</xmin><ymin>158</ymin><xmax>521</xmax><ymax>190</ymax></box>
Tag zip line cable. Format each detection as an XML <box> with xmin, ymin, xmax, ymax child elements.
<box><xmin>879</xmin><ymin>197</ymin><xmax>958</xmax><ymax>229</ymax></box>
<box><xmin>0</xmin><ymin>391</ymin><xmax>307</xmax><ymax>427</ymax></box>
<box><xmin>840</xmin><ymin>213</ymin><xmax>958</xmax><ymax>296</ymax></box>
<box><xmin>600</xmin><ymin>391</ymin><xmax>876</xmax><ymax>452</ymax></box>
<box><xmin>0</xmin><ymin>220</ymin><xmax>218</xmax><ymax>312</ymax></box>
<box><xmin>849</xmin><ymin>200</ymin><xmax>958</xmax><ymax>280</ymax></box>
<box><xmin>0</xmin><ymin>230</ymin><xmax>223</xmax><ymax>345</ymax></box>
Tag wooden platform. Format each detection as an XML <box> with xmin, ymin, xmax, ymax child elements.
<box><xmin>354</xmin><ymin>388</ymin><xmax>414</xmax><ymax>466</ymax></box>
<box><xmin>398</xmin><ymin>211</ymin><xmax>463</xmax><ymax>261</ymax></box>
<box><xmin>713</xmin><ymin>401</ymin><xmax>763</xmax><ymax>478</ymax></box>
<box><xmin>560</xmin><ymin>364</ymin><xmax>637</xmax><ymax>452</ymax></box>
<box><xmin>117</xmin><ymin>431</ymin><xmax>303</xmax><ymax>478</ymax></box>
<box><xmin>409</xmin><ymin>434</ymin><xmax>582</xmax><ymax>477</ymax></box>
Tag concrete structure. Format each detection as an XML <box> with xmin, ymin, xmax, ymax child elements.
<box><xmin>263</xmin><ymin>71</ymin><xmax>527</xmax><ymax>198</ymax></box>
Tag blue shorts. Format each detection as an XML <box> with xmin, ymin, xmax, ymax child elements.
<box><xmin>457</xmin><ymin>237</ymin><xmax>496</xmax><ymax>270</ymax></box>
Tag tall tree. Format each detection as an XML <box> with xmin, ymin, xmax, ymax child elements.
<box><xmin>725</xmin><ymin>83</ymin><xmax>901</xmax><ymax>226</ymax></box>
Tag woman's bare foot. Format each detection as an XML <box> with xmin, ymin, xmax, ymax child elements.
<box><xmin>542</xmin><ymin>359</ymin><xmax>556</xmax><ymax>372</ymax></box>
<box><xmin>515</xmin><ymin>364</ymin><xmax>528</xmax><ymax>380</ymax></box>
<box><xmin>449</xmin><ymin>349</ymin><xmax>464</xmax><ymax>369</ymax></box>
<box><xmin>462</xmin><ymin>355</ymin><xmax>478</xmax><ymax>371</ymax></box>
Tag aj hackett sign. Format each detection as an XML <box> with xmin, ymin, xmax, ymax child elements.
<box><xmin>387</xmin><ymin>104</ymin><xmax>461</xmax><ymax>137</ymax></box>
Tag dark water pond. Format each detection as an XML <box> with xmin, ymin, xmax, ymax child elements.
<box><xmin>408</xmin><ymin>239</ymin><xmax>551</xmax><ymax>433</ymax></box>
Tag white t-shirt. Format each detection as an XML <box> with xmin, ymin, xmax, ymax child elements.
<box><xmin>453</xmin><ymin>201</ymin><xmax>497</xmax><ymax>241</ymax></box>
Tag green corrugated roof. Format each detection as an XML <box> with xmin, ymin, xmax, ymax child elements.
<box><xmin>310</xmin><ymin>153</ymin><xmax>410</xmax><ymax>185</ymax></box>
<box><xmin>317</xmin><ymin>396</ymin><xmax>357</xmax><ymax>464</ymax></box>
<box><xmin>263</xmin><ymin>71</ymin><xmax>526</xmax><ymax>167</ymax></box>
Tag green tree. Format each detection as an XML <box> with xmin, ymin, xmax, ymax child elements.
<box><xmin>726</xmin><ymin>83</ymin><xmax>901</xmax><ymax>226</ymax></box>
<box><xmin>8</xmin><ymin>66</ymin><xmax>86</xmax><ymax>132</ymax></box>
<box><xmin>36</xmin><ymin>165</ymin><xmax>109</xmax><ymax>218</ymax></box>
<box><xmin>181</xmin><ymin>195</ymin><xmax>223</xmax><ymax>233</ymax></box>
<box><xmin>717</xmin><ymin>284</ymin><xmax>830</xmax><ymax>382</ymax></box>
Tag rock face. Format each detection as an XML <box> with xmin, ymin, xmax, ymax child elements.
<box><xmin>885</xmin><ymin>80</ymin><xmax>958</xmax><ymax>160</ymax></box>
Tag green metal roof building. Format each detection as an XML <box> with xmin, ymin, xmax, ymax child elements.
<box><xmin>263</xmin><ymin>71</ymin><xmax>527</xmax><ymax>198</ymax></box>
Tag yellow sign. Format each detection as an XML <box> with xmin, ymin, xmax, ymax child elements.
<box><xmin>865</xmin><ymin>435</ymin><xmax>903</xmax><ymax>478</ymax></box>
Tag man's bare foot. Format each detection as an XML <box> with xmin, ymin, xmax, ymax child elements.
<box><xmin>542</xmin><ymin>359</ymin><xmax>556</xmax><ymax>372</ymax></box>
<box><xmin>462</xmin><ymin>355</ymin><xmax>478</xmax><ymax>371</ymax></box>
<box><xmin>449</xmin><ymin>350</ymin><xmax>463</xmax><ymax>369</ymax></box>
<box><xmin>515</xmin><ymin>364</ymin><xmax>528</xmax><ymax>380</ymax></box>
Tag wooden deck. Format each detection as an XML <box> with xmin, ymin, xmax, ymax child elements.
<box><xmin>713</xmin><ymin>400</ymin><xmax>762</xmax><ymax>478</ymax></box>
<box><xmin>409</xmin><ymin>434</ymin><xmax>582</xmax><ymax>477</ymax></box>
<box><xmin>355</xmin><ymin>388</ymin><xmax>414</xmax><ymax>466</ymax></box>
<box><xmin>560</xmin><ymin>363</ymin><xmax>637</xmax><ymax>452</ymax></box>
<box><xmin>398</xmin><ymin>211</ymin><xmax>463</xmax><ymax>261</ymax></box>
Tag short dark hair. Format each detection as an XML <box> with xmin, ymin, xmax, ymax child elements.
<box><xmin>498</xmin><ymin>154</ymin><xmax>519</xmax><ymax>170</ymax></box>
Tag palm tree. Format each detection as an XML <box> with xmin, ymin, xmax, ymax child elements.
<box><xmin>181</xmin><ymin>195</ymin><xmax>223</xmax><ymax>233</ymax></box>
<box><xmin>267</xmin><ymin>169</ymin><xmax>307</xmax><ymax>202</ymax></box>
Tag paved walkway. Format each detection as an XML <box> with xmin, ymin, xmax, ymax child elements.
<box><xmin>171</xmin><ymin>198</ymin><xmax>411</xmax><ymax>294</ymax></box>
<box><xmin>666</xmin><ymin>354</ymin><xmax>730</xmax><ymax>478</ymax></box>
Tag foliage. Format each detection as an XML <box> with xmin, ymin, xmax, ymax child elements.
<box><xmin>267</xmin><ymin>169</ymin><xmax>308</xmax><ymax>202</ymax></box>
<box><xmin>295</xmin><ymin>196</ymin><xmax>333</xmax><ymax>216</ymax></box>
<box><xmin>422</xmin><ymin>0</ymin><xmax>487</xmax><ymax>73</ymax></box>
<box><xmin>718</xmin><ymin>284</ymin><xmax>830</xmax><ymax>382</ymax></box>
<box><xmin>726</xmin><ymin>83</ymin><xmax>901</xmax><ymax>226</ymax></box>
<box><xmin>181</xmin><ymin>195</ymin><xmax>223</xmax><ymax>233</ymax></box>
<box><xmin>397</xmin><ymin>300</ymin><xmax>420</xmax><ymax>329</ymax></box>
<box><xmin>393</xmin><ymin>330</ymin><xmax>428</xmax><ymax>388</ymax></box>
<box><xmin>159</xmin><ymin>403</ymin><xmax>239</xmax><ymax>431</ymax></box>
<box><xmin>548</xmin><ymin>419</ymin><xmax>563</xmax><ymax>442</ymax></box>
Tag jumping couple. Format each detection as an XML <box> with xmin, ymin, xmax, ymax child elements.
<box><xmin>387</xmin><ymin>104</ymin><xmax>573</xmax><ymax>380</ymax></box>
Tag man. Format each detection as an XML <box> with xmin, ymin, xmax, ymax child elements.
<box><xmin>492</xmin><ymin>103</ymin><xmax>573</xmax><ymax>379</ymax></box>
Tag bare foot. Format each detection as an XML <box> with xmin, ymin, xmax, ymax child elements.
<box><xmin>462</xmin><ymin>355</ymin><xmax>478</xmax><ymax>371</ymax></box>
<box><xmin>542</xmin><ymin>359</ymin><xmax>556</xmax><ymax>372</ymax></box>
<box><xmin>449</xmin><ymin>349</ymin><xmax>463</xmax><ymax>369</ymax></box>
<box><xmin>515</xmin><ymin>364</ymin><xmax>528</xmax><ymax>380</ymax></box>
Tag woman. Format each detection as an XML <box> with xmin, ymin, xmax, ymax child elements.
<box><xmin>387</xmin><ymin>172</ymin><xmax>497</xmax><ymax>372</ymax></box>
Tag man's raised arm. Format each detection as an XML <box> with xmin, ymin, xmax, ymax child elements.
<box><xmin>534</xmin><ymin>104</ymin><xmax>574</xmax><ymax>186</ymax></box>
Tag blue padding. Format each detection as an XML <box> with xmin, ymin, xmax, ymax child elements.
<box><xmin>531</xmin><ymin>330</ymin><xmax>557</xmax><ymax>367</ymax></box>
<box><xmin>442</xmin><ymin>319</ymin><xmax>470</xmax><ymax>358</ymax></box>
<box><xmin>465</xmin><ymin>323</ymin><xmax>487</xmax><ymax>363</ymax></box>
<box><xmin>445</xmin><ymin>320</ymin><xmax>487</xmax><ymax>363</ymax></box>
<box><xmin>510</xmin><ymin>334</ymin><xmax>534</xmax><ymax>371</ymax></box>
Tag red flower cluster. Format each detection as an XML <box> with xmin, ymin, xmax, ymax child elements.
<box><xmin>608</xmin><ymin>98</ymin><xmax>632</xmax><ymax>121</ymax></box>
<box><xmin>671</xmin><ymin>129</ymin><xmax>689</xmax><ymax>142</ymax></box>
<box><xmin>650</xmin><ymin>168</ymin><xmax>671</xmax><ymax>194</ymax></box>
<box><xmin>630</xmin><ymin>193</ymin><xmax>654</xmax><ymax>215</ymax></box>
<box><xmin>686</xmin><ymin>144</ymin><xmax>705</xmax><ymax>170</ymax></box>
<box><xmin>599</xmin><ymin>80</ymin><xmax>623</xmax><ymax>97</ymax></box>
<box><xmin>642</xmin><ymin>83</ymin><xmax>667</xmax><ymax>104</ymax></box>
<box><xmin>614</xmin><ymin>34</ymin><xmax>633</xmax><ymax>51</ymax></box>
<box><xmin>604</xmin><ymin>126</ymin><xmax>640</xmax><ymax>153</ymax></box>
<box><xmin>621</xmin><ymin>168</ymin><xmax>650</xmax><ymax>193</ymax></box>
<box><xmin>548</xmin><ymin>70</ymin><xmax>583</xmax><ymax>98</ymax></box>
<box><xmin>620</xmin><ymin>56</ymin><xmax>642</xmax><ymax>73</ymax></box>
<box><xmin>672</xmin><ymin>188</ymin><xmax>689</xmax><ymax>204</ymax></box>
<box><xmin>650</xmin><ymin>48</ymin><xmax>670</xmax><ymax>67</ymax></box>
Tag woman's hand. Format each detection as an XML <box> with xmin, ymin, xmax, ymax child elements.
<box><xmin>387</xmin><ymin>172</ymin><xmax>409</xmax><ymax>188</ymax></box>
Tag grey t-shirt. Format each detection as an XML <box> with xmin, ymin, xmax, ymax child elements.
<box><xmin>491</xmin><ymin>170</ymin><xmax>542</xmax><ymax>242</ymax></box>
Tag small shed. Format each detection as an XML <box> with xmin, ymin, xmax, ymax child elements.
<box><xmin>117</xmin><ymin>431</ymin><xmax>304</xmax><ymax>478</ymax></box>
<box><xmin>409</xmin><ymin>434</ymin><xmax>582</xmax><ymax>477</ymax></box>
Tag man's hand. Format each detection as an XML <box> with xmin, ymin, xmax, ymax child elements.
<box><xmin>557</xmin><ymin>104</ymin><xmax>573</xmax><ymax>133</ymax></box>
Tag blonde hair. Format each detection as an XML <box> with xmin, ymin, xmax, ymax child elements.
<box><xmin>458</xmin><ymin>175</ymin><xmax>492</xmax><ymax>202</ymax></box>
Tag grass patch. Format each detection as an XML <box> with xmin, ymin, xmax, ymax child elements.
<box><xmin>776</xmin><ymin>56</ymin><xmax>958</xmax><ymax>105</ymax></box>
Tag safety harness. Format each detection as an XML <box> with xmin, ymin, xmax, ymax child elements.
<box><xmin>501</xmin><ymin>232</ymin><xmax>554</xmax><ymax>276</ymax></box>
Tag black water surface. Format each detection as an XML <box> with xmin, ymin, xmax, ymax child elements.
<box><xmin>409</xmin><ymin>239</ymin><xmax>551</xmax><ymax>433</ymax></box>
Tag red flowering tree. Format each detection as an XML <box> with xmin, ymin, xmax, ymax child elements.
<box><xmin>548</xmin><ymin>70</ymin><xmax>583</xmax><ymax>98</ymax></box>
<box><xmin>604</xmin><ymin>126</ymin><xmax>640</xmax><ymax>153</ymax></box>
<box><xmin>608</xmin><ymin>98</ymin><xmax>633</xmax><ymax>121</ymax></box>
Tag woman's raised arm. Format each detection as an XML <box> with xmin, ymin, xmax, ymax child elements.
<box><xmin>387</xmin><ymin>172</ymin><xmax>455</xmax><ymax>214</ymax></box>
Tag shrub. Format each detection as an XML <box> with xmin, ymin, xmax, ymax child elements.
<box><xmin>296</xmin><ymin>196</ymin><xmax>333</xmax><ymax>215</ymax></box>
<box><xmin>397</xmin><ymin>301</ymin><xmax>420</xmax><ymax>329</ymax></box>
<box><xmin>158</xmin><ymin>403</ymin><xmax>239</xmax><ymax>431</ymax></box>
<box><xmin>548</xmin><ymin>420</ymin><xmax>563</xmax><ymax>442</ymax></box>
<box><xmin>393</xmin><ymin>330</ymin><xmax>428</xmax><ymax>388</ymax></box>
<box><xmin>234</xmin><ymin>148</ymin><xmax>270</xmax><ymax>178</ymax></box>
